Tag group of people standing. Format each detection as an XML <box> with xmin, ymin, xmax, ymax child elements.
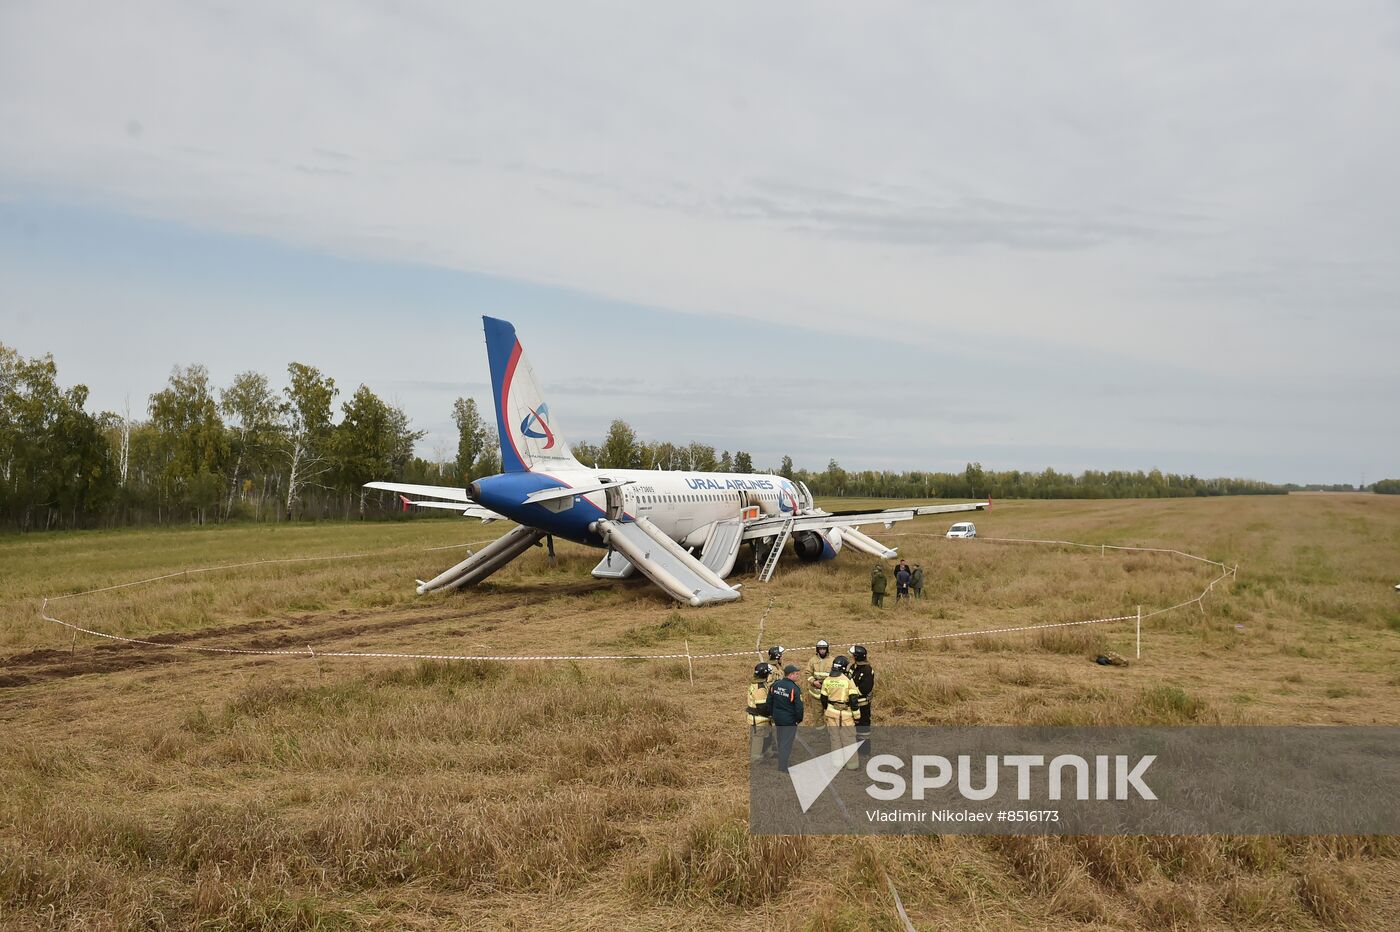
<box><xmin>746</xmin><ymin>642</ymin><xmax>875</xmax><ymax>773</ymax></box>
<box><xmin>870</xmin><ymin>560</ymin><xmax>923</xmax><ymax>606</ymax></box>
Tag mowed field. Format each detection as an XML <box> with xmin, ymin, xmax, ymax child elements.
<box><xmin>2</xmin><ymin>493</ymin><xmax>1398</xmax><ymax>930</ymax></box>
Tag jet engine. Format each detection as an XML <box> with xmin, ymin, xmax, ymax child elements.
<box><xmin>793</xmin><ymin>528</ymin><xmax>842</xmax><ymax>562</ymax></box>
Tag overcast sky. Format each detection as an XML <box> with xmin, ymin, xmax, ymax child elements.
<box><xmin>2</xmin><ymin>1</ymin><xmax>1397</xmax><ymax>483</ymax></box>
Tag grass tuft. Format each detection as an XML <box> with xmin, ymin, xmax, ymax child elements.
<box><xmin>627</xmin><ymin>809</ymin><xmax>812</xmax><ymax>906</ymax></box>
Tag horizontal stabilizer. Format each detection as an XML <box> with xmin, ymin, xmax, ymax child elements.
<box><xmin>402</xmin><ymin>499</ymin><xmax>503</xmax><ymax>521</ymax></box>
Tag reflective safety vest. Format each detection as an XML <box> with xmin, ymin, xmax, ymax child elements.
<box><xmin>746</xmin><ymin>682</ymin><xmax>772</xmax><ymax>725</ymax></box>
<box><xmin>821</xmin><ymin>674</ymin><xmax>861</xmax><ymax>723</ymax></box>
<box><xmin>806</xmin><ymin>653</ymin><xmax>832</xmax><ymax>700</ymax></box>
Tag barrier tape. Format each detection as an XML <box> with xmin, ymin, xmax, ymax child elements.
<box><xmin>32</xmin><ymin>534</ymin><xmax>1235</xmax><ymax>665</ymax></box>
<box><xmin>36</xmin><ymin>599</ymin><xmax>1144</xmax><ymax>663</ymax></box>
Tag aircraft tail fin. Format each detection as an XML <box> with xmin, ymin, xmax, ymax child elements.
<box><xmin>483</xmin><ymin>316</ymin><xmax>579</xmax><ymax>473</ymax></box>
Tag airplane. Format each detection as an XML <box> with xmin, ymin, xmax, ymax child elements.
<box><xmin>366</xmin><ymin>317</ymin><xmax>987</xmax><ymax>606</ymax></box>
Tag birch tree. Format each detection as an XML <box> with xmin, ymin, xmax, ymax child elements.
<box><xmin>282</xmin><ymin>362</ymin><xmax>337</xmax><ymax>518</ymax></box>
<box><xmin>148</xmin><ymin>365</ymin><xmax>227</xmax><ymax>524</ymax></box>
<box><xmin>220</xmin><ymin>371</ymin><xmax>281</xmax><ymax>519</ymax></box>
<box><xmin>451</xmin><ymin>396</ymin><xmax>491</xmax><ymax>483</ymax></box>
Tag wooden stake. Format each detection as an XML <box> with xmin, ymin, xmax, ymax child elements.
<box><xmin>684</xmin><ymin>639</ymin><xmax>695</xmax><ymax>685</ymax></box>
<box><xmin>1136</xmin><ymin>605</ymin><xmax>1141</xmax><ymax>660</ymax></box>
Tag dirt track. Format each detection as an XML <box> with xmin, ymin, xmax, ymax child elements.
<box><xmin>1</xmin><ymin>578</ymin><xmax>616</xmax><ymax>689</ymax></box>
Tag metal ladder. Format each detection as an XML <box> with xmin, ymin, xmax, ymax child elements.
<box><xmin>757</xmin><ymin>517</ymin><xmax>794</xmax><ymax>582</ymax></box>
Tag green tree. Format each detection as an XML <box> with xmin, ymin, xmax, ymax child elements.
<box><xmin>964</xmin><ymin>461</ymin><xmax>986</xmax><ymax>497</ymax></box>
<box><xmin>451</xmin><ymin>397</ymin><xmax>493</xmax><ymax>483</ymax></box>
<box><xmin>282</xmin><ymin>362</ymin><xmax>337</xmax><ymax>517</ymax></box>
<box><xmin>734</xmin><ymin>450</ymin><xmax>754</xmax><ymax>473</ymax></box>
<box><xmin>335</xmin><ymin>385</ymin><xmax>424</xmax><ymax>515</ymax></box>
<box><xmin>687</xmin><ymin>442</ymin><xmax>718</xmax><ymax>472</ymax></box>
<box><xmin>220</xmin><ymin>371</ymin><xmax>281</xmax><ymax>519</ymax></box>
<box><xmin>719</xmin><ymin>450</ymin><xmax>733</xmax><ymax>472</ymax></box>
<box><xmin>572</xmin><ymin>440</ymin><xmax>600</xmax><ymax>468</ymax></box>
<box><xmin>823</xmin><ymin>458</ymin><xmax>847</xmax><ymax>495</ymax></box>
<box><xmin>600</xmin><ymin>419</ymin><xmax>639</xmax><ymax>469</ymax></box>
<box><xmin>475</xmin><ymin>432</ymin><xmax>501</xmax><ymax>478</ymax></box>
<box><xmin>779</xmin><ymin>455</ymin><xmax>794</xmax><ymax>478</ymax></box>
<box><xmin>149</xmin><ymin>365</ymin><xmax>229</xmax><ymax>524</ymax></box>
<box><xmin>0</xmin><ymin>344</ymin><xmax>116</xmax><ymax>530</ymax></box>
<box><xmin>1374</xmin><ymin>479</ymin><xmax>1400</xmax><ymax>495</ymax></box>
<box><xmin>651</xmin><ymin>441</ymin><xmax>681</xmax><ymax>470</ymax></box>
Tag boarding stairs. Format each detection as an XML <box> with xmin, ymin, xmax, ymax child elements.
<box><xmin>757</xmin><ymin>517</ymin><xmax>795</xmax><ymax>583</ymax></box>
<box><xmin>592</xmin><ymin>517</ymin><xmax>742</xmax><ymax>606</ymax></box>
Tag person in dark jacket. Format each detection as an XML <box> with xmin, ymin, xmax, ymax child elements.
<box><xmin>768</xmin><ymin>664</ymin><xmax>805</xmax><ymax>772</ymax></box>
<box><xmin>911</xmin><ymin>564</ymin><xmax>925</xmax><ymax>599</ymax></box>
<box><xmin>894</xmin><ymin>564</ymin><xmax>912</xmax><ymax>602</ymax></box>
<box><xmin>870</xmin><ymin>564</ymin><xmax>888</xmax><ymax>607</ymax></box>
<box><xmin>849</xmin><ymin>645</ymin><xmax>875</xmax><ymax>761</ymax></box>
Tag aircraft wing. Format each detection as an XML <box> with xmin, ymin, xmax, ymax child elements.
<box><xmin>365</xmin><ymin>481</ymin><xmax>471</xmax><ymax>503</ymax></box>
<box><xmin>741</xmin><ymin>501</ymin><xmax>988</xmax><ymax>541</ymax></box>
<box><xmin>363</xmin><ymin>480</ymin><xmax>508</xmax><ymax>522</ymax></box>
<box><xmin>906</xmin><ymin>502</ymin><xmax>989</xmax><ymax>517</ymax></box>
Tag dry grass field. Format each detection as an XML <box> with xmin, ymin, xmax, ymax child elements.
<box><xmin>2</xmin><ymin>493</ymin><xmax>1398</xmax><ymax>930</ymax></box>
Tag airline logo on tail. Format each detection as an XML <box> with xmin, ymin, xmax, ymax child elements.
<box><xmin>519</xmin><ymin>404</ymin><xmax>556</xmax><ymax>449</ymax></box>
<box><xmin>483</xmin><ymin>316</ymin><xmax>578</xmax><ymax>473</ymax></box>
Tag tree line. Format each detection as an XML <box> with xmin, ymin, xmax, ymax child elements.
<box><xmin>576</xmin><ymin>420</ymin><xmax>1288</xmax><ymax>499</ymax></box>
<box><xmin>0</xmin><ymin>343</ymin><xmax>499</xmax><ymax>530</ymax></box>
<box><xmin>2</xmin><ymin>342</ymin><xmax>1307</xmax><ymax>532</ymax></box>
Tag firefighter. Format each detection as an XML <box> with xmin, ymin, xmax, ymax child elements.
<box><xmin>768</xmin><ymin>663</ymin><xmax>805</xmax><ymax>772</ymax></box>
<box><xmin>871</xmin><ymin>564</ymin><xmax>888</xmax><ymax>608</ymax></box>
<box><xmin>820</xmin><ymin>655</ymin><xmax>863</xmax><ymax>770</ymax></box>
<box><xmin>805</xmin><ymin>639</ymin><xmax>832</xmax><ymax>720</ymax></box>
<box><xmin>747</xmin><ymin>662</ymin><xmax>774</xmax><ymax>761</ymax></box>
<box><xmin>849</xmin><ymin>644</ymin><xmax>875</xmax><ymax>761</ymax></box>
<box><xmin>765</xmin><ymin>645</ymin><xmax>786</xmax><ymax>687</ymax></box>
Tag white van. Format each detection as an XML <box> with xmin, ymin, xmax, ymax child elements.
<box><xmin>946</xmin><ymin>521</ymin><xmax>977</xmax><ymax>539</ymax></box>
